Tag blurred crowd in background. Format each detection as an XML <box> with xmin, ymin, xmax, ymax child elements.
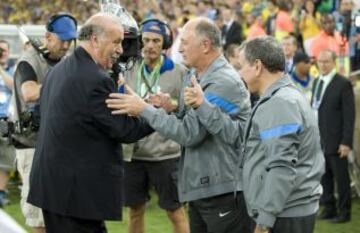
<box><xmin>1</xmin><ymin>0</ymin><xmax>360</xmax><ymax>71</ymax></box>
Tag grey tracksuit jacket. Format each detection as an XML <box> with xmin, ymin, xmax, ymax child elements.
<box><xmin>140</xmin><ymin>55</ymin><xmax>251</xmax><ymax>202</ymax></box>
<box><xmin>195</xmin><ymin>75</ymin><xmax>325</xmax><ymax>227</ymax></box>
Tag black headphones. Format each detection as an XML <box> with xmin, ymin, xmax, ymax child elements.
<box><xmin>46</xmin><ymin>12</ymin><xmax>78</xmax><ymax>33</ymax></box>
<box><xmin>140</xmin><ymin>18</ymin><xmax>173</xmax><ymax>50</ymax></box>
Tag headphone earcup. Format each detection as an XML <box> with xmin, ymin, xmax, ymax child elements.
<box><xmin>163</xmin><ymin>25</ymin><xmax>173</xmax><ymax>50</ymax></box>
<box><xmin>162</xmin><ymin>36</ymin><xmax>171</xmax><ymax>50</ymax></box>
<box><xmin>139</xmin><ymin>34</ymin><xmax>144</xmax><ymax>49</ymax></box>
<box><xmin>46</xmin><ymin>16</ymin><xmax>55</xmax><ymax>32</ymax></box>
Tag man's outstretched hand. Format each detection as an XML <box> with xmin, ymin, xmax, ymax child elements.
<box><xmin>106</xmin><ymin>84</ymin><xmax>147</xmax><ymax>116</ymax></box>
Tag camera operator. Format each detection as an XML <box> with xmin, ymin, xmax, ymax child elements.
<box><xmin>122</xmin><ymin>18</ymin><xmax>189</xmax><ymax>233</ymax></box>
<box><xmin>12</xmin><ymin>13</ymin><xmax>77</xmax><ymax>233</ymax></box>
<box><xmin>0</xmin><ymin>39</ymin><xmax>16</xmax><ymax>208</ymax></box>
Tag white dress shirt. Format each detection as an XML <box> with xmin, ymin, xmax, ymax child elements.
<box><xmin>312</xmin><ymin>68</ymin><xmax>336</xmax><ymax>119</ymax></box>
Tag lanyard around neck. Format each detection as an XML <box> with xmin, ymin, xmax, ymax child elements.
<box><xmin>136</xmin><ymin>56</ymin><xmax>163</xmax><ymax>98</ymax></box>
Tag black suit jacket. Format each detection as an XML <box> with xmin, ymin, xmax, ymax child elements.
<box><xmin>27</xmin><ymin>47</ymin><xmax>153</xmax><ymax>220</ymax></box>
<box><xmin>311</xmin><ymin>74</ymin><xmax>355</xmax><ymax>154</ymax></box>
<box><xmin>221</xmin><ymin>21</ymin><xmax>243</xmax><ymax>50</ymax></box>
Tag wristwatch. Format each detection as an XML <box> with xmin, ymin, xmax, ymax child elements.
<box><xmin>257</xmin><ymin>224</ymin><xmax>270</xmax><ymax>232</ymax></box>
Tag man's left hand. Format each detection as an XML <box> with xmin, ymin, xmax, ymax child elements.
<box><xmin>338</xmin><ymin>144</ymin><xmax>351</xmax><ymax>158</ymax></box>
<box><xmin>106</xmin><ymin>84</ymin><xmax>148</xmax><ymax>116</ymax></box>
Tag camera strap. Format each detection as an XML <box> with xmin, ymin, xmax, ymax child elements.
<box><xmin>13</xmin><ymin>70</ymin><xmax>24</xmax><ymax>134</ymax></box>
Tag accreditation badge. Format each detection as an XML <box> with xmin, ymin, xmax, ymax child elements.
<box><xmin>312</xmin><ymin>100</ymin><xmax>321</xmax><ymax>110</ymax></box>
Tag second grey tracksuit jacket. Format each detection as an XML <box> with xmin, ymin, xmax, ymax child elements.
<box><xmin>195</xmin><ymin>76</ymin><xmax>325</xmax><ymax>228</ymax></box>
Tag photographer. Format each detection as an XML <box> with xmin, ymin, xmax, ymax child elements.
<box><xmin>13</xmin><ymin>13</ymin><xmax>77</xmax><ymax>233</ymax></box>
<box><xmin>0</xmin><ymin>39</ymin><xmax>15</xmax><ymax>208</ymax></box>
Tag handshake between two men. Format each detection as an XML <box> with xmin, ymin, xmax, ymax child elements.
<box><xmin>106</xmin><ymin>76</ymin><xmax>204</xmax><ymax>116</ymax></box>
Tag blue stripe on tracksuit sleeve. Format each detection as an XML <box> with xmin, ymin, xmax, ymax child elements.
<box><xmin>260</xmin><ymin>123</ymin><xmax>303</xmax><ymax>140</ymax></box>
<box><xmin>205</xmin><ymin>93</ymin><xmax>239</xmax><ymax>114</ymax></box>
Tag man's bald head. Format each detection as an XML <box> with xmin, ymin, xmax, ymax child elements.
<box><xmin>179</xmin><ymin>17</ymin><xmax>222</xmax><ymax>71</ymax></box>
<box><xmin>183</xmin><ymin>17</ymin><xmax>222</xmax><ymax>49</ymax></box>
<box><xmin>78</xmin><ymin>13</ymin><xmax>124</xmax><ymax>70</ymax></box>
<box><xmin>78</xmin><ymin>13</ymin><xmax>123</xmax><ymax>41</ymax></box>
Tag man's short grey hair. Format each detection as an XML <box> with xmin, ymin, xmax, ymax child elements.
<box><xmin>240</xmin><ymin>36</ymin><xmax>285</xmax><ymax>73</ymax></box>
<box><xmin>78</xmin><ymin>24</ymin><xmax>106</xmax><ymax>41</ymax></box>
<box><xmin>195</xmin><ymin>19</ymin><xmax>222</xmax><ymax>48</ymax></box>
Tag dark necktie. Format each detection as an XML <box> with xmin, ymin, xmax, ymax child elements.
<box><xmin>315</xmin><ymin>79</ymin><xmax>324</xmax><ymax>102</ymax></box>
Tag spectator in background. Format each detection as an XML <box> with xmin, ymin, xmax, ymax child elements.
<box><xmin>333</xmin><ymin>0</ymin><xmax>353</xmax><ymax>36</ymax></box>
<box><xmin>0</xmin><ymin>39</ymin><xmax>14</xmax><ymax>114</ymax></box>
<box><xmin>241</xmin><ymin>0</ymin><xmax>255</xmax><ymax>37</ymax></box>
<box><xmin>197</xmin><ymin>1</ymin><xmax>211</xmax><ymax>18</ymax></box>
<box><xmin>262</xmin><ymin>0</ymin><xmax>278</xmax><ymax>36</ymax></box>
<box><xmin>246</xmin><ymin>11</ymin><xmax>266</xmax><ymax>40</ymax></box>
<box><xmin>310</xmin><ymin>13</ymin><xmax>348</xmax><ymax>58</ymax></box>
<box><xmin>221</xmin><ymin>5</ymin><xmax>243</xmax><ymax>50</ymax></box>
<box><xmin>0</xmin><ymin>39</ymin><xmax>15</xmax><ymax>208</ymax></box>
<box><xmin>333</xmin><ymin>0</ymin><xmax>360</xmax><ymax>72</ymax></box>
<box><xmin>299</xmin><ymin>0</ymin><xmax>321</xmax><ymax>55</ymax></box>
<box><xmin>213</xmin><ymin>9</ymin><xmax>224</xmax><ymax>30</ymax></box>
<box><xmin>204</xmin><ymin>0</ymin><xmax>217</xmax><ymax>20</ymax></box>
<box><xmin>351</xmin><ymin>26</ymin><xmax>360</xmax><ymax>72</ymax></box>
<box><xmin>251</xmin><ymin>0</ymin><xmax>267</xmax><ymax>17</ymax></box>
<box><xmin>315</xmin><ymin>0</ymin><xmax>335</xmax><ymax>14</ymax></box>
<box><xmin>0</xmin><ymin>39</ymin><xmax>14</xmax><ymax>118</ymax></box>
<box><xmin>224</xmin><ymin>42</ymin><xmax>260</xmax><ymax>107</ymax></box>
<box><xmin>290</xmin><ymin>0</ymin><xmax>303</xmax><ymax>45</ymax></box>
<box><xmin>275</xmin><ymin>0</ymin><xmax>294</xmax><ymax>41</ymax></box>
<box><xmin>311</xmin><ymin>14</ymin><xmax>349</xmax><ymax>75</ymax></box>
<box><xmin>281</xmin><ymin>35</ymin><xmax>298</xmax><ymax>74</ymax></box>
<box><xmin>224</xmin><ymin>43</ymin><xmax>241</xmax><ymax>70</ymax></box>
<box><xmin>290</xmin><ymin>51</ymin><xmax>314</xmax><ymax>101</ymax></box>
<box><xmin>312</xmin><ymin>49</ymin><xmax>355</xmax><ymax>224</ymax></box>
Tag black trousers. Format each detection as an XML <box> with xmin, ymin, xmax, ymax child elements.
<box><xmin>270</xmin><ymin>214</ymin><xmax>316</xmax><ymax>233</ymax></box>
<box><xmin>43</xmin><ymin>209</ymin><xmax>107</xmax><ymax>233</ymax></box>
<box><xmin>188</xmin><ymin>192</ymin><xmax>254</xmax><ymax>233</ymax></box>
<box><xmin>320</xmin><ymin>154</ymin><xmax>351</xmax><ymax>217</ymax></box>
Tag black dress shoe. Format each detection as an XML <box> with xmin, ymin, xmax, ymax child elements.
<box><xmin>330</xmin><ymin>215</ymin><xmax>351</xmax><ymax>223</ymax></box>
<box><xmin>318</xmin><ymin>210</ymin><xmax>337</xmax><ymax>220</ymax></box>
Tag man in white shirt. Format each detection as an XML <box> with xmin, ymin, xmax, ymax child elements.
<box><xmin>311</xmin><ymin>49</ymin><xmax>355</xmax><ymax>223</ymax></box>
